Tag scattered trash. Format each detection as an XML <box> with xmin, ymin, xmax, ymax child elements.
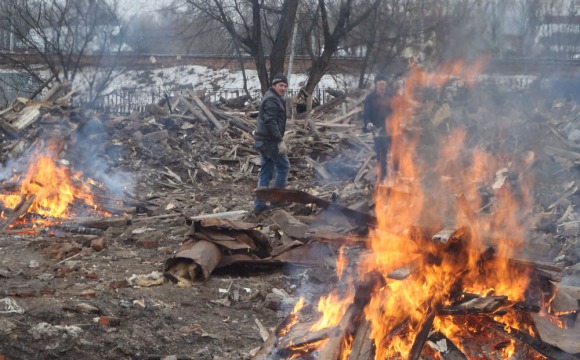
<box><xmin>0</xmin><ymin>297</ymin><xmax>24</xmax><ymax>314</ymax></box>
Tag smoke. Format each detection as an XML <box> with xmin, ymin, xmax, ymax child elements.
<box><xmin>68</xmin><ymin>114</ymin><xmax>135</xmax><ymax>197</ymax></box>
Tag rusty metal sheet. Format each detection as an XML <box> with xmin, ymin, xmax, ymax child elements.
<box><xmin>273</xmin><ymin>242</ymin><xmax>332</xmax><ymax>266</ymax></box>
<box><xmin>165</xmin><ymin>240</ymin><xmax>221</xmax><ymax>280</ymax></box>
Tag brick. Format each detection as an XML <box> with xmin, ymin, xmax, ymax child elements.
<box><xmin>90</xmin><ymin>237</ymin><xmax>107</xmax><ymax>252</ymax></box>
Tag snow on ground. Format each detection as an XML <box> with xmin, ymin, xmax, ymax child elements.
<box><xmin>100</xmin><ymin>65</ymin><xmax>359</xmax><ymax>94</ymax></box>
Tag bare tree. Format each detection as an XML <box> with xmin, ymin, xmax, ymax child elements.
<box><xmin>298</xmin><ymin>0</ymin><xmax>380</xmax><ymax>101</ymax></box>
<box><xmin>0</xmin><ymin>0</ymin><xmax>127</xmax><ymax>103</ymax></box>
<box><xmin>172</xmin><ymin>0</ymin><xmax>299</xmax><ymax>94</ymax></box>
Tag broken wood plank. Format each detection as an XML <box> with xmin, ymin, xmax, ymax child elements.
<box><xmin>192</xmin><ymin>96</ymin><xmax>224</xmax><ymax>130</ymax></box>
<box><xmin>409</xmin><ymin>304</ymin><xmax>438</xmax><ymax>360</ymax></box>
<box><xmin>427</xmin><ymin>331</ymin><xmax>468</xmax><ymax>360</ymax></box>
<box><xmin>490</xmin><ymin>319</ymin><xmax>578</xmax><ymax>360</ymax></box>
<box><xmin>277</xmin><ymin>321</ymin><xmax>337</xmax><ymax>350</ymax></box>
<box><xmin>432</xmin><ymin>227</ymin><xmax>467</xmax><ymax>244</ymax></box>
<box><xmin>317</xmin><ymin>271</ymin><xmax>386</xmax><ymax>360</ymax></box>
<box><xmin>305</xmin><ymin>156</ymin><xmax>331</xmax><ymax>180</ymax></box>
<box><xmin>348</xmin><ymin>319</ymin><xmax>374</xmax><ymax>360</ymax></box>
<box><xmin>179</xmin><ymin>97</ymin><xmax>209</xmax><ymax>123</ymax></box>
<box><xmin>439</xmin><ymin>296</ymin><xmax>508</xmax><ymax>315</ymax></box>
<box><xmin>12</xmin><ymin>105</ymin><xmax>41</xmax><ymax>130</ymax></box>
<box><xmin>0</xmin><ymin>195</ymin><xmax>35</xmax><ymax>232</ymax></box>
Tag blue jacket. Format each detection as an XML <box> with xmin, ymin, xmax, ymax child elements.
<box><xmin>254</xmin><ymin>88</ymin><xmax>286</xmax><ymax>142</ymax></box>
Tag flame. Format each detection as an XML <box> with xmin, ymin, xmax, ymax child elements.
<box><xmin>311</xmin><ymin>291</ymin><xmax>353</xmax><ymax>332</ymax></box>
<box><xmin>362</xmin><ymin>60</ymin><xmax>535</xmax><ymax>357</ymax></box>
<box><xmin>292</xmin><ymin>59</ymin><xmax>540</xmax><ymax>359</ymax></box>
<box><xmin>0</xmin><ymin>143</ymin><xmax>108</xmax><ymax>227</ymax></box>
<box><xmin>280</xmin><ymin>297</ymin><xmax>306</xmax><ymax>337</ymax></box>
<box><xmin>337</xmin><ymin>246</ymin><xmax>348</xmax><ymax>281</ymax></box>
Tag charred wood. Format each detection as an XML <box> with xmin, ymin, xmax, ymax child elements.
<box><xmin>0</xmin><ymin>195</ymin><xmax>35</xmax><ymax>232</ymax></box>
<box><xmin>489</xmin><ymin>320</ymin><xmax>579</xmax><ymax>360</ymax></box>
<box><xmin>427</xmin><ymin>331</ymin><xmax>468</xmax><ymax>360</ymax></box>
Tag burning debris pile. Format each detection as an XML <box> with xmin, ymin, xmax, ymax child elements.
<box><xmin>0</xmin><ymin>65</ymin><xmax>578</xmax><ymax>360</ymax></box>
<box><xmin>249</xmin><ymin>64</ymin><xmax>580</xmax><ymax>359</ymax></box>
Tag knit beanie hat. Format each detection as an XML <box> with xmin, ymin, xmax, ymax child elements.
<box><xmin>272</xmin><ymin>73</ymin><xmax>288</xmax><ymax>86</ymax></box>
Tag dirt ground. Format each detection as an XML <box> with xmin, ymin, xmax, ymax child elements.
<box><xmin>0</xmin><ymin>176</ymin><xmax>314</xmax><ymax>360</ymax></box>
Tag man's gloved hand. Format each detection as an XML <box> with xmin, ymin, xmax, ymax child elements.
<box><xmin>366</xmin><ymin>123</ymin><xmax>375</xmax><ymax>131</ymax></box>
<box><xmin>278</xmin><ymin>140</ymin><xmax>288</xmax><ymax>155</ymax></box>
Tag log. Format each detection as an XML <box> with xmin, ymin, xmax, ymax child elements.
<box><xmin>61</xmin><ymin>216</ymin><xmax>131</xmax><ymax>230</ymax></box>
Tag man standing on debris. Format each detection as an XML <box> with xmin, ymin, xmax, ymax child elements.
<box><xmin>253</xmin><ymin>73</ymin><xmax>290</xmax><ymax>215</ymax></box>
<box><xmin>363</xmin><ymin>73</ymin><xmax>395</xmax><ymax>181</ymax></box>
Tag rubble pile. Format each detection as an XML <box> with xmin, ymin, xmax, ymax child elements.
<box><xmin>0</xmin><ymin>78</ymin><xmax>578</xmax><ymax>359</ymax></box>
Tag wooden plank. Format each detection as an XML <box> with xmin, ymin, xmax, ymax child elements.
<box><xmin>192</xmin><ymin>96</ymin><xmax>224</xmax><ymax>130</ymax></box>
<box><xmin>0</xmin><ymin>195</ymin><xmax>35</xmax><ymax>232</ymax></box>
<box><xmin>409</xmin><ymin>304</ymin><xmax>438</xmax><ymax>360</ymax></box>
<box><xmin>305</xmin><ymin>156</ymin><xmax>331</xmax><ymax>180</ymax></box>
<box><xmin>432</xmin><ymin>227</ymin><xmax>467</xmax><ymax>244</ymax></box>
<box><xmin>317</xmin><ymin>271</ymin><xmax>386</xmax><ymax>360</ymax></box>
<box><xmin>439</xmin><ymin>296</ymin><xmax>507</xmax><ymax>315</ymax></box>
<box><xmin>179</xmin><ymin>97</ymin><xmax>209</xmax><ymax>123</ymax></box>
<box><xmin>427</xmin><ymin>331</ymin><xmax>468</xmax><ymax>360</ymax></box>
<box><xmin>490</xmin><ymin>320</ymin><xmax>578</xmax><ymax>360</ymax></box>
<box><xmin>348</xmin><ymin>319</ymin><xmax>374</xmax><ymax>360</ymax></box>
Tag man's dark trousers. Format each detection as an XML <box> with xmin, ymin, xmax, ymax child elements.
<box><xmin>254</xmin><ymin>141</ymin><xmax>290</xmax><ymax>212</ymax></box>
<box><xmin>374</xmin><ymin>135</ymin><xmax>390</xmax><ymax>181</ymax></box>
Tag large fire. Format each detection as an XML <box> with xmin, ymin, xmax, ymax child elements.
<box><xmin>0</xmin><ymin>143</ymin><xmax>108</xmax><ymax>229</ymax></box>
<box><xmin>281</xmin><ymin>61</ymin><xmax>559</xmax><ymax>359</ymax></box>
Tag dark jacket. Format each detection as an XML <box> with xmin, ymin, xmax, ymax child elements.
<box><xmin>254</xmin><ymin>88</ymin><xmax>286</xmax><ymax>142</ymax></box>
<box><xmin>363</xmin><ymin>89</ymin><xmax>394</xmax><ymax>137</ymax></box>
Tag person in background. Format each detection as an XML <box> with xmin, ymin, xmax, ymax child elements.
<box><xmin>253</xmin><ymin>73</ymin><xmax>290</xmax><ymax>215</ymax></box>
<box><xmin>363</xmin><ymin>73</ymin><xmax>395</xmax><ymax>181</ymax></box>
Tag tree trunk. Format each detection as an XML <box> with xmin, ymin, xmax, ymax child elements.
<box><xmin>269</xmin><ymin>0</ymin><xmax>300</xmax><ymax>78</ymax></box>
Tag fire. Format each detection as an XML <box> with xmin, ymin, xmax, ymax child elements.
<box><xmin>0</xmin><ymin>143</ymin><xmax>108</xmax><ymax>228</ymax></box>
<box><xmin>280</xmin><ymin>297</ymin><xmax>306</xmax><ymax>337</ymax></box>
<box><xmin>364</xmin><ymin>60</ymin><xmax>534</xmax><ymax>358</ymax></box>
<box><xmin>292</xmin><ymin>60</ymin><xmax>542</xmax><ymax>359</ymax></box>
<box><xmin>337</xmin><ymin>246</ymin><xmax>348</xmax><ymax>281</ymax></box>
<box><xmin>311</xmin><ymin>291</ymin><xmax>353</xmax><ymax>332</ymax></box>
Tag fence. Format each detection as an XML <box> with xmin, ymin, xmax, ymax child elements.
<box><xmin>75</xmin><ymin>87</ymin><xmax>340</xmax><ymax>115</ymax></box>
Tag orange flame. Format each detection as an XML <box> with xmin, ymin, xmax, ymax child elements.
<box><xmin>280</xmin><ymin>297</ymin><xmax>306</xmax><ymax>337</ymax></box>
<box><xmin>301</xmin><ymin>59</ymin><xmax>538</xmax><ymax>359</ymax></box>
<box><xmin>0</xmin><ymin>143</ymin><xmax>108</xmax><ymax>227</ymax></box>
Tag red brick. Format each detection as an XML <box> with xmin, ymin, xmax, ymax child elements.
<box><xmin>90</xmin><ymin>237</ymin><xmax>107</xmax><ymax>252</ymax></box>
